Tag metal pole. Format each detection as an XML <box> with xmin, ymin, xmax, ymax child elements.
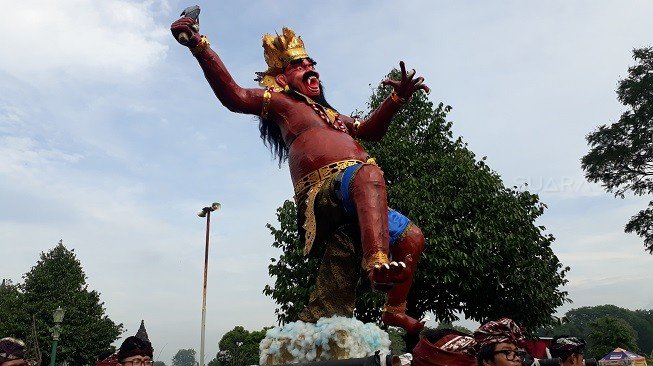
<box><xmin>199</xmin><ymin>210</ymin><xmax>211</xmax><ymax>366</ymax></box>
<box><xmin>49</xmin><ymin>339</ymin><xmax>58</xmax><ymax>366</ymax></box>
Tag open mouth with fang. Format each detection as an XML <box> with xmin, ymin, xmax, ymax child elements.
<box><xmin>303</xmin><ymin>71</ymin><xmax>320</xmax><ymax>94</ymax></box>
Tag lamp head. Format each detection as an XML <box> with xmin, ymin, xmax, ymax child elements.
<box><xmin>52</xmin><ymin>306</ymin><xmax>65</xmax><ymax>324</ymax></box>
<box><xmin>198</xmin><ymin>202</ymin><xmax>221</xmax><ymax>217</ymax></box>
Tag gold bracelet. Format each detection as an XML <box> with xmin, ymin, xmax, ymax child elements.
<box><xmin>191</xmin><ymin>35</ymin><xmax>210</xmax><ymax>56</ymax></box>
<box><xmin>390</xmin><ymin>92</ymin><xmax>408</xmax><ymax>105</ymax></box>
<box><xmin>362</xmin><ymin>251</ymin><xmax>390</xmax><ymax>271</ymax></box>
<box><xmin>383</xmin><ymin>302</ymin><xmax>407</xmax><ymax>314</ymax></box>
<box><xmin>261</xmin><ymin>89</ymin><xmax>272</xmax><ymax>119</ymax></box>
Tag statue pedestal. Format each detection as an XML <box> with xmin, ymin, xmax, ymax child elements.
<box><xmin>259</xmin><ymin>316</ymin><xmax>391</xmax><ymax>365</ymax></box>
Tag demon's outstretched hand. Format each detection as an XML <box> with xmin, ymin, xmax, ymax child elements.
<box><xmin>382</xmin><ymin>60</ymin><xmax>431</xmax><ymax>101</ymax></box>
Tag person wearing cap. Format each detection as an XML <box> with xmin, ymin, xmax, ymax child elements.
<box><xmin>0</xmin><ymin>338</ymin><xmax>26</xmax><ymax>366</ymax></box>
<box><xmin>549</xmin><ymin>336</ymin><xmax>586</xmax><ymax>366</ymax></box>
<box><xmin>116</xmin><ymin>336</ymin><xmax>154</xmax><ymax>366</ymax></box>
<box><xmin>474</xmin><ymin>318</ymin><xmax>526</xmax><ymax>366</ymax></box>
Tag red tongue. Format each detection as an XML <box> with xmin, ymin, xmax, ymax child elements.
<box><xmin>307</xmin><ymin>76</ymin><xmax>319</xmax><ymax>89</ymax></box>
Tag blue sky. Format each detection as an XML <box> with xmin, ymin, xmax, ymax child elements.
<box><xmin>1</xmin><ymin>0</ymin><xmax>652</xmax><ymax>363</ymax></box>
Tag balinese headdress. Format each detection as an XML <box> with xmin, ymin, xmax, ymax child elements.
<box><xmin>256</xmin><ymin>27</ymin><xmax>310</xmax><ymax>91</ymax></box>
<box><xmin>117</xmin><ymin>336</ymin><xmax>153</xmax><ymax>362</ymax></box>
<box><xmin>549</xmin><ymin>336</ymin><xmax>586</xmax><ymax>352</ymax></box>
<box><xmin>0</xmin><ymin>337</ymin><xmax>26</xmax><ymax>364</ymax></box>
<box><xmin>473</xmin><ymin>318</ymin><xmax>526</xmax><ymax>349</ymax></box>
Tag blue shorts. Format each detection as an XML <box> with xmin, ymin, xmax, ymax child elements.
<box><xmin>337</xmin><ymin>164</ymin><xmax>411</xmax><ymax>245</ymax></box>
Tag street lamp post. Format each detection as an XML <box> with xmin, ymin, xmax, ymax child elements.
<box><xmin>49</xmin><ymin>306</ymin><xmax>65</xmax><ymax>366</ymax></box>
<box><xmin>198</xmin><ymin>202</ymin><xmax>220</xmax><ymax>366</ymax></box>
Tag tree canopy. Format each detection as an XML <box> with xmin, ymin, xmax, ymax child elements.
<box><xmin>217</xmin><ymin>326</ymin><xmax>268</xmax><ymax>366</ymax></box>
<box><xmin>1</xmin><ymin>241</ymin><xmax>123</xmax><ymax>365</ymax></box>
<box><xmin>538</xmin><ymin>305</ymin><xmax>653</xmax><ymax>356</ymax></box>
<box><xmin>0</xmin><ymin>280</ymin><xmax>26</xmax><ymax>339</ymax></box>
<box><xmin>264</xmin><ymin>69</ymin><xmax>569</xmax><ymax>331</ymax></box>
<box><xmin>172</xmin><ymin>349</ymin><xmax>197</xmax><ymax>366</ymax></box>
<box><xmin>587</xmin><ymin>316</ymin><xmax>639</xmax><ymax>359</ymax></box>
<box><xmin>581</xmin><ymin>47</ymin><xmax>653</xmax><ymax>253</ymax></box>
<box><xmin>435</xmin><ymin>322</ymin><xmax>473</xmax><ymax>335</ymax></box>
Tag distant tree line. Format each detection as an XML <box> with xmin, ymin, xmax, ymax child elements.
<box><xmin>538</xmin><ymin>305</ymin><xmax>653</xmax><ymax>359</ymax></box>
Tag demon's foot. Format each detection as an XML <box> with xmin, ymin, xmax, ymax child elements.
<box><xmin>367</xmin><ymin>255</ymin><xmax>414</xmax><ymax>292</ymax></box>
<box><xmin>382</xmin><ymin>310</ymin><xmax>425</xmax><ymax>335</ymax></box>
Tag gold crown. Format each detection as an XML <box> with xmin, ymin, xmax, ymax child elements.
<box><xmin>257</xmin><ymin>27</ymin><xmax>309</xmax><ymax>90</ymax></box>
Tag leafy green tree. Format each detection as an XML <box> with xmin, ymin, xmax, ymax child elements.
<box><xmin>0</xmin><ymin>279</ymin><xmax>26</xmax><ymax>338</ymax></box>
<box><xmin>387</xmin><ymin>328</ymin><xmax>407</xmax><ymax>354</ymax></box>
<box><xmin>264</xmin><ymin>69</ymin><xmax>569</xmax><ymax>331</ymax></box>
<box><xmin>214</xmin><ymin>351</ymin><xmax>232</xmax><ymax>366</ymax></box>
<box><xmin>581</xmin><ymin>47</ymin><xmax>653</xmax><ymax>253</ymax></box>
<box><xmin>19</xmin><ymin>240</ymin><xmax>123</xmax><ymax>365</ymax></box>
<box><xmin>587</xmin><ymin>316</ymin><xmax>639</xmax><ymax>359</ymax></box>
<box><xmin>436</xmin><ymin>322</ymin><xmax>472</xmax><ymax>335</ymax></box>
<box><xmin>153</xmin><ymin>361</ymin><xmax>167</xmax><ymax>366</ymax></box>
<box><xmin>206</xmin><ymin>357</ymin><xmax>219</xmax><ymax>366</ymax></box>
<box><xmin>537</xmin><ymin>305</ymin><xmax>653</xmax><ymax>355</ymax></box>
<box><xmin>263</xmin><ymin>201</ymin><xmax>317</xmax><ymax>324</ymax></box>
<box><xmin>172</xmin><ymin>349</ymin><xmax>196</xmax><ymax>366</ymax></box>
<box><xmin>218</xmin><ymin>326</ymin><xmax>268</xmax><ymax>366</ymax></box>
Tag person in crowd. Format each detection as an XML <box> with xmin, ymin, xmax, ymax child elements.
<box><xmin>116</xmin><ymin>336</ymin><xmax>154</xmax><ymax>366</ymax></box>
<box><xmin>549</xmin><ymin>336</ymin><xmax>586</xmax><ymax>366</ymax></box>
<box><xmin>474</xmin><ymin>318</ymin><xmax>525</xmax><ymax>366</ymax></box>
<box><xmin>0</xmin><ymin>338</ymin><xmax>26</xmax><ymax>366</ymax></box>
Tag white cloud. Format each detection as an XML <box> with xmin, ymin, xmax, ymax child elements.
<box><xmin>559</xmin><ymin>250</ymin><xmax>645</xmax><ymax>263</ymax></box>
<box><xmin>0</xmin><ymin>136</ymin><xmax>83</xmax><ymax>175</ymax></box>
<box><xmin>0</xmin><ymin>0</ymin><xmax>169</xmax><ymax>84</ymax></box>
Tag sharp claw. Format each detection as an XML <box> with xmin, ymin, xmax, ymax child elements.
<box><xmin>390</xmin><ymin>261</ymin><xmax>399</xmax><ymax>267</ymax></box>
<box><xmin>383</xmin><ymin>263</ymin><xmax>390</xmax><ymax>270</ymax></box>
<box><xmin>374</xmin><ymin>265</ymin><xmax>381</xmax><ymax>269</ymax></box>
<box><xmin>399</xmin><ymin>262</ymin><xmax>406</xmax><ymax>268</ymax></box>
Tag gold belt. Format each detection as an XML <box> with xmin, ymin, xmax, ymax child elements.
<box><xmin>294</xmin><ymin>159</ymin><xmax>374</xmax><ymax>196</ymax></box>
<box><xmin>296</xmin><ymin>158</ymin><xmax>377</xmax><ymax>256</ymax></box>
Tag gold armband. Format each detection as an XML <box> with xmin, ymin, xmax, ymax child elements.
<box><xmin>390</xmin><ymin>91</ymin><xmax>408</xmax><ymax>105</ymax></box>
<box><xmin>191</xmin><ymin>35</ymin><xmax>210</xmax><ymax>56</ymax></box>
<box><xmin>261</xmin><ymin>89</ymin><xmax>272</xmax><ymax>119</ymax></box>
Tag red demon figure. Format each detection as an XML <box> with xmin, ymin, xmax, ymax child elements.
<box><xmin>172</xmin><ymin>18</ymin><xmax>429</xmax><ymax>334</ymax></box>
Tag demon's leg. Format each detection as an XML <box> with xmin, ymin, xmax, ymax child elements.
<box><xmin>348</xmin><ymin>165</ymin><xmax>408</xmax><ymax>289</ymax></box>
<box><xmin>382</xmin><ymin>223</ymin><xmax>426</xmax><ymax>334</ymax></box>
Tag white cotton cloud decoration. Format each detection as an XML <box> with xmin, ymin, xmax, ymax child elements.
<box><xmin>259</xmin><ymin>316</ymin><xmax>391</xmax><ymax>365</ymax></box>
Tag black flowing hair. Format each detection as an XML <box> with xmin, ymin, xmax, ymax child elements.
<box><xmin>258</xmin><ymin>81</ymin><xmax>334</xmax><ymax>165</ymax></box>
<box><xmin>258</xmin><ymin>114</ymin><xmax>288</xmax><ymax>166</ymax></box>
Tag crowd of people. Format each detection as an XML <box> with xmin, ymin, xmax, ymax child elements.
<box><xmin>1</xmin><ymin>317</ymin><xmax>588</xmax><ymax>366</ymax></box>
<box><xmin>0</xmin><ymin>336</ymin><xmax>153</xmax><ymax>366</ymax></box>
<box><xmin>413</xmin><ymin>317</ymin><xmax>587</xmax><ymax>366</ymax></box>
